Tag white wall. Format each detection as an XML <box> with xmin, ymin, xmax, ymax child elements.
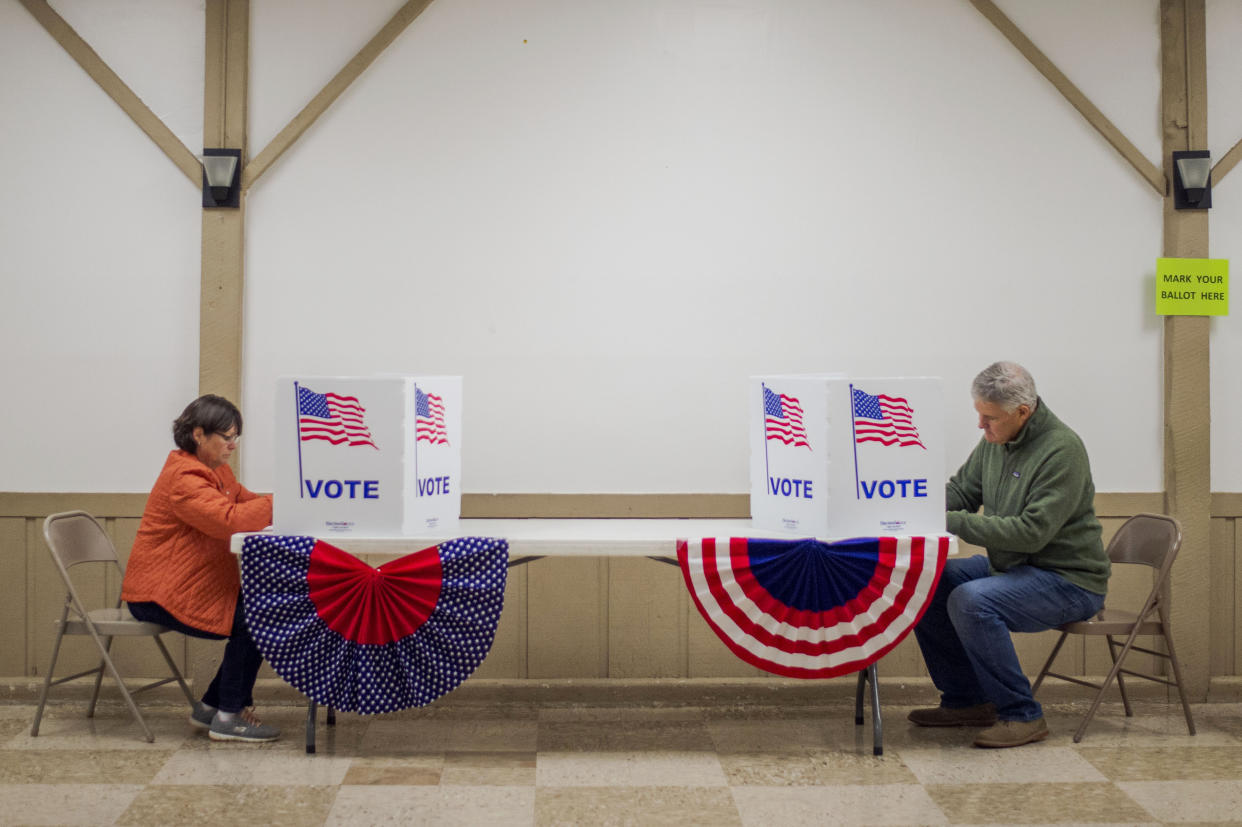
<box><xmin>1206</xmin><ymin>0</ymin><xmax>1242</xmax><ymax>492</ymax></box>
<box><xmin>0</xmin><ymin>0</ymin><xmax>203</xmax><ymax>492</ymax></box>
<box><xmin>2</xmin><ymin>0</ymin><xmax>1238</xmax><ymax>495</ymax></box>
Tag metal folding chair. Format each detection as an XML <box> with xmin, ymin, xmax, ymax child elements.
<box><xmin>31</xmin><ymin>511</ymin><xmax>195</xmax><ymax>742</ymax></box>
<box><xmin>1032</xmin><ymin>512</ymin><xmax>1196</xmax><ymax>743</ymax></box>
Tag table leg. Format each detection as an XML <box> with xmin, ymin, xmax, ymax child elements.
<box><xmin>853</xmin><ymin>664</ymin><xmax>884</xmax><ymax>755</ymax></box>
<box><xmin>305</xmin><ymin>701</ymin><xmax>317</xmax><ymax>754</ymax></box>
<box><xmin>868</xmin><ymin>663</ymin><xmax>883</xmax><ymax>755</ymax></box>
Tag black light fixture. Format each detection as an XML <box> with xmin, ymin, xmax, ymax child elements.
<box><xmin>1172</xmin><ymin>150</ymin><xmax>1211</xmax><ymax>210</ymax></box>
<box><xmin>202</xmin><ymin>148</ymin><xmax>241</xmax><ymax>208</ymax></box>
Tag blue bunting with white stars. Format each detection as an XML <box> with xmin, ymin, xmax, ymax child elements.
<box><xmin>240</xmin><ymin>534</ymin><xmax>508</xmax><ymax>714</ymax></box>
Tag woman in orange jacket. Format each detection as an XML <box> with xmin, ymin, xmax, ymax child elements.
<box><xmin>121</xmin><ymin>395</ymin><xmax>279</xmax><ymax>742</ymax></box>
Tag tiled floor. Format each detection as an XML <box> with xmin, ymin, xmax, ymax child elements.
<box><xmin>0</xmin><ymin>696</ymin><xmax>1238</xmax><ymax>825</ymax></box>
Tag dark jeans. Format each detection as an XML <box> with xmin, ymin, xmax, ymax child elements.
<box><xmin>128</xmin><ymin>597</ymin><xmax>263</xmax><ymax>714</ymax></box>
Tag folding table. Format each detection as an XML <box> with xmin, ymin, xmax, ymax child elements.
<box><xmin>232</xmin><ymin>519</ymin><xmax>957</xmax><ymax>754</ymax></box>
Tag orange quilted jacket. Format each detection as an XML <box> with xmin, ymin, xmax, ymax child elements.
<box><xmin>121</xmin><ymin>450</ymin><xmax>272</xmax><ymax>636</ymax></box>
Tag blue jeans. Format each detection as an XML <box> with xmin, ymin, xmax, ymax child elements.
<box><xmin>913</xmin><ymin>555</ymin><xmax>1105</xmax><ymax>722</ymax></box>
<box><xmin>128</xmin><ymin>597</ymin><xmax>263</xmax><ymax>714</ymax></box>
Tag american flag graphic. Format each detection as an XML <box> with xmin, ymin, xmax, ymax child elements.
<box><xmin>415</xmin><ymin>387</ymin><xmax>448</xmax><ymax>445</ymax></box>
<box><xmin>852</xmin><ymin>387</ymin><xmax>925</xmax><ymax>448</ymax></box>
<box><xmin>297</xmin><ymin>386</ymin><xmax>378</xmax><ymax>449</ymax></box>
<box><xmin>763</xmin><ymin>386</ymin><xmax>810</xmax><ymax>449</ymax></box>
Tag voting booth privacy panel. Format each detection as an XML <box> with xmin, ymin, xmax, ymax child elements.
<box><xmin>274</xmin><ymin>376</ymin><xmax>462</xmax><ymax>535</ymax></box>
<box><xmin>751</xmin><ymin>375</ymin><xmax>944</xmax><ymax>537</ymax></box>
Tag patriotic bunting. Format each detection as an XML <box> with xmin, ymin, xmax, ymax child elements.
<box><xmin>678</xmin><ymin>536</ymin><xmax>948</xmax><ymax>678</ymax></box>
<box><xmin>240</xmin><ymin>534</ymin><xmax>507</xmax><ymax>714</ymax></box>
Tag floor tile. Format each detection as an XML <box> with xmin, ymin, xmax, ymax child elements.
<box><xmin>926</xmin><ymin>781</ymin><xmax>1153</xmax><ymax>824</ymax></box>
<box><xmin>1115</xmin><ymin>779</ymin><xmax>1242</xmax><ymax>823</ymax></box>
<box><xmin>118</xmin><ymin>783</ymin><xmax>339</xmax><ymax>826</ymax></box>
<box><xmin>8</xmin><ymin>710</ymin><xmax>196</xmax><ymax>750</ymax></box>
<box><xmin>718</xmin><ymin>749</ymin><xmax>918</xmax><ymax>786</ymax></box>
<box><xmin>0</xmin><ymin>748</ymin><xmax>174</xmax><ymax>784</ymax></box>
<box><xmin>342</xmin><ymin>754</ymin><xmax>443</xmax><ymax>785</ymax></box>
<box><xmin>0</xmin><ymin>783</ymin><xmax>144</xmax><ymax>826</ymax></box>
<box><xmin>732</xmin><ymin>783</ymin><xmax>947</xmax><ymax>826</ymax></box>
<box><xmin>900</xmin><ymin>745</ymin><xmax>1107</xmax><ymax>785</ymax></box>
<box><xmin>706</xmin><ymin>718</ymin><xmax>837</xmax><ymax>753</ymax></box>
<box><xmin>537</xmin><ymin>720</ymin><xmax>714</xmax><ymax>752</ymax></box>
<box><xmin>441</xmin><ymin>750</ymin><xmax>537</xmax><ymax>785</ymax></box>
<box><xmin>327</xmin><ymin>785</ymin><xmax>535</xmax><ymax>826</ymax></box>
<box><xmin>0</xmin><ymin>717</ymin><xmax>32</xmax><ymax>741</ymax></box>
<box><xmin>362</xmin><ymin>718</ymin><xmax>537</xmax><ymax>754</ymax></box>
<box><xmin>536</xmin><ymin>786</ymin><xmax>740</xmax><ymax>826</ymax></box>
<box><xmin>1078</xmin><ymin>745</ymin><xmax>1242</xmax><ymax>780</ymax></box>
<box><xmin>537</xmin><ymin>706</ymin><xmax>703</xmax><ymax>724</ymax></box>
<box><xmin>151</xmin><ymin>749</ymin><xmax>353</xmax><ymax>786</ymax></box>
<box><xmin>536</xmin><ymin>750</ymin><xmax>728</xmax><ymax>787</ymax></box>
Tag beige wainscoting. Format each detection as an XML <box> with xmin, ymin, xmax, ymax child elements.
<box><xmin>3</xmin><ymin>492</ymin><xmax>1237</xmax><ymax>698</ymax></box>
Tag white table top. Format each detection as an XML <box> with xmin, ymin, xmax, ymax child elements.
<box><xmin>232</xmin><ymin>519</ymin><xmax>958</xmax><ymax>558</ymax></box>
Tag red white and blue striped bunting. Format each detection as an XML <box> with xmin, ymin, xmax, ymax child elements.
<box><xmin>678</xmin><ymin>536</ymin><xmax>948</xmax><ymax>679</ymax></box>
<box><xmin>240</xmin><ymin>534</ymin><xmax>507</xmax><ymax>714</ymax></box>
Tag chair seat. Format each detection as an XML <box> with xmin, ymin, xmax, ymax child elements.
<box><xmin>1061</xmin><ymin>608</ymin><xmax>1163</xmax><ymax>636</ymax></box>
<box><xmin>61</xmin><ymin>608</ymin><xmax>171</xmax><ymax>638</ymax></box>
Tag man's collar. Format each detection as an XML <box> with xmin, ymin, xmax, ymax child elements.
<box><xmin>1005</xmin><ymin>397</ymin><xmax>1045</xmax><ymax>448</ymax></box>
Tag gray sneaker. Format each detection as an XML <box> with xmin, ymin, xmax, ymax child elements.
<box><xmin>208</xmin><ymin>712</ymin><xmax>280</xmax><ymax>743</ymax></box>
<box><xmin>189</xmin><ymin>702</ymin><xmax>215</xmax><ymax>732</ymax></box>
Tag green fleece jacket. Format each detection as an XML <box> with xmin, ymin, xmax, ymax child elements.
<box><xmin>945</xmin><ymin>398</ymin><xmax>1109</xmax><ymax>595</ymax></box>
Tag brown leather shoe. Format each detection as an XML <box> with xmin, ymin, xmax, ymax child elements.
<box><xmin>973</xmin><ymin>717</ymin><xmax>1049</xmax><ymax>748</ymax></box>
<box><xmin>907</xmin><ymin>703</ymin><xmax>998</xmax><ymax>727</ymax></box>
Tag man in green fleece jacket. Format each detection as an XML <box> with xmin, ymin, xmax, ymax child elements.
<box><xmin>908</xmin><ymin>361</ymin><xmax>1110</xmax><ymax>748</ymax></box>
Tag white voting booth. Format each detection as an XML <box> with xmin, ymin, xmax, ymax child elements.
<box><xmin>273</xmin><ymin>376</ymin><xmax>462</xmax><ymax>535</ymax></box>
<box><xmin>751</xmin><ymin>375</ymin><xmax>944</xmax><ymax>537</ymax></box>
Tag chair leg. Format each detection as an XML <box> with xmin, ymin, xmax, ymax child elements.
<box><xmin>1073</xmin><ymin>627</ymin><xmax>1147</xmax><ymax>743</ymax></box>
<box><xmin>1159</xmin><ymin>618</ymin><xmax>1197</xmax><ymax>736</ymax></box>
<box><xmin>31</xmin><ymin>617</ymin><xmax>69</xmax><ymax>737</ymax></box>
<box><xmin>1031</xmin><ymin>631</ymin><xmax>1069</xmax><ymax>695</ymax></box>
<box><xmin>152</xmin><ymin>634</ymin><xmax>196</xmax><ymax>706</ymax></box>
<box><xmin>1105</xmin><ymin>635</ymin><xmax>1134</xmax><ymax>718</ymax></box>
<box><xmin>82</xmin><ymin>624</ymin><xmax>155</xmax><ymax>743</ymax></box>
<box><xmin>87</xmin><ymin>635</ymin><xmax>114</xmax><ymax>719</ymax></box>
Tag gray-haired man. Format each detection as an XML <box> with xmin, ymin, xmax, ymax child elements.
<box><xmin>909</xmin><ymin>362</ymin><xmax>1111</xmax><ymax>748</ymax></box>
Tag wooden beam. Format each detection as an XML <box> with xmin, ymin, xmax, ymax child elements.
<box><xmin>199</xmin><ymin>0</ymin><xmax>249</xmax><ymax>407</ymax></box>
<box><xmin>1161</xmin><ymin>0</ymin><xmax>1211</xmax><ymax>701</ymax></box>
<box><xmin>243</xmin><ymin>0</ymin><xmax>436</xmax><ymax>189</ymax></box>
<box><xmin>1212</xmin><ymin>135</ymin><xmax>1242</xmax><ymax>185</ymax></box>
<box><xmin>17</xmin><ymin>0</ymin><xmax>201</xmax><ymax>187</ymax></box>
<box><xmin>970</xmin><ymin>0</ymin><xmax>1166</xmax><ymax>196</ymax></box>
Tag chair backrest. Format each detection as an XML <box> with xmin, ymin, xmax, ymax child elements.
<box><xmin>43</xmin><ymin>510</ymin><xmax>123</xmax><ymax>581</ymax></box>
<box><xmin>1106</xmin><ymin>512</ymin><xmax>1181</xmax><ymax>570</ymax></box>
<box><xmin>1104</xmin><ymin>512</ymin><xmax>1182</xmax><ymax>611</ymax></box>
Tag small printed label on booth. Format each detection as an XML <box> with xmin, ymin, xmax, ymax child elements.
<box><xmin>1156</xmin><ymin>258</ymin><xmax>1229</xmax><ymax>316</ymax></box>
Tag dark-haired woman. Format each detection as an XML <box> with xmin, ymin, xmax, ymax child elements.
<box><xmin>121</xmin><ymin>395</ymin><xmax>279</xmax><ymax>742</ymax></box>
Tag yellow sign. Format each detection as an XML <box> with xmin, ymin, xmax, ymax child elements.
<box><xmin>1156</xmin><ymin>258</ymin><xmax>1229</xmax><ymax>316</ymax></box>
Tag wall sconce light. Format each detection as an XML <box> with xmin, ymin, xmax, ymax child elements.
<box><xmin>1172</xmin><ymin>150</ymin><xmax>1211</xmax><ymax>210</ymax></box>
<box><xmin>202</xmin><ymin>148</ymin><xmax>241</xmax><ymax>208</ymax></box>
